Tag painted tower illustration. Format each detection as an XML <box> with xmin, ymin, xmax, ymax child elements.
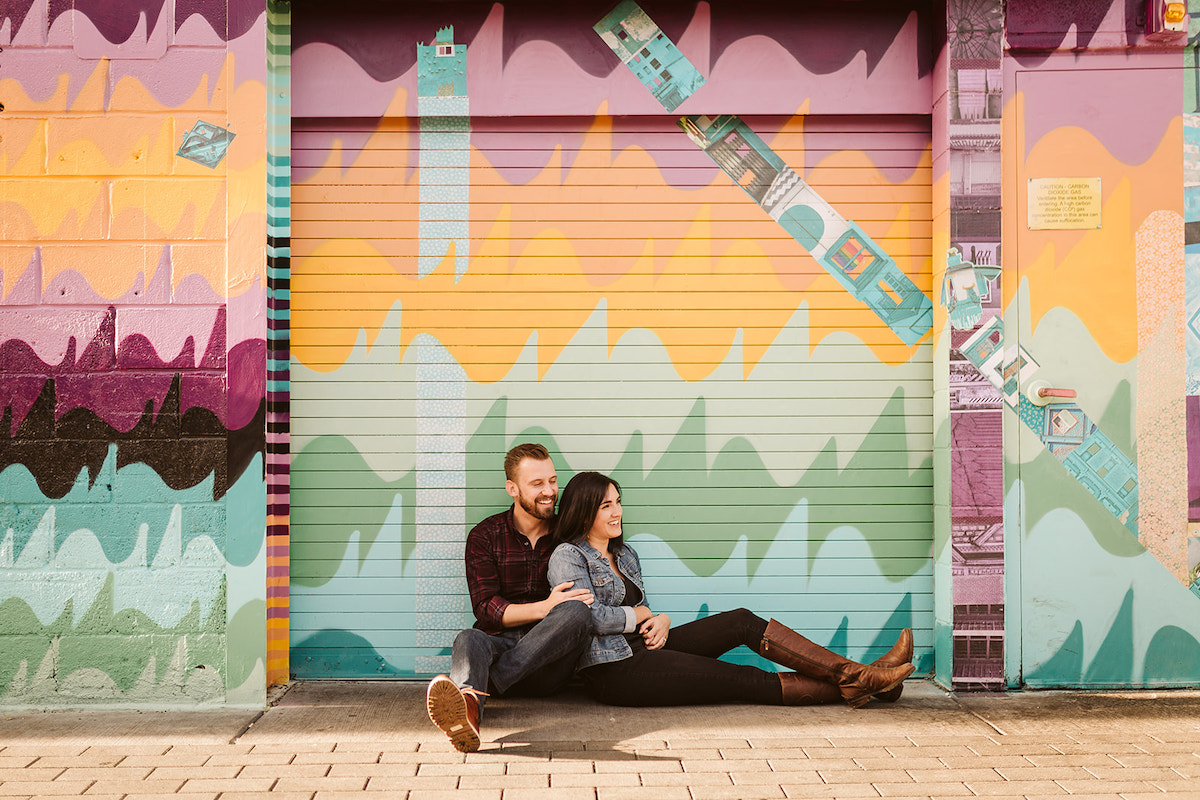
<box><xmin>417</xmin><ymin>26</ymin><xmax>470</xmax><ymax>281</ymax></box>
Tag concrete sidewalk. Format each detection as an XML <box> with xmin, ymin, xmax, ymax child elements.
<box><xmin>2</xmin><ymin>680</ymin><xmax>1199</xmax><ymax>799</ymax></box>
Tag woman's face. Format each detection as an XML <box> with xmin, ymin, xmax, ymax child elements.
<box><xmin>586</xmin><ymin>482</ymin><xmax>622</xmax><ymax>545</ymax></box>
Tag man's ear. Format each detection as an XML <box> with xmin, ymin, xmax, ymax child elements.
<box><xmin>506</xmin><ymin>479</ymin><xmax>518</xmax><ymax>500</ymax></box>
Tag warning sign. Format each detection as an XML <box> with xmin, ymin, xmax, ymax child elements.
<box><xmin>1027</xmin><ymin>177</ymin><xmax>1102</xmax><ymax>230</ymax></box>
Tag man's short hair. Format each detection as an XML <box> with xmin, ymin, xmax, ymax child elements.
<box><xmin>504</xmin><ymin>443</ymin><xmax>552</xmax><ymax>482</ymax></box>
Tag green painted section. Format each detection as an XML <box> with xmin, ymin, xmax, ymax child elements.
<box><xmin>1187</xmin><ymin>0</ymin><xmax>1200</xmax><ymax>115</ymax></box>
<box><xmin>1</xmin><ymin>575</ymin><xmax>227</xmax><ymax>703</ymax></box>
<box><xmin>291</xmin><ymin>302</ymin><xmax>934</xmax><ymax>491</ymax></box>
<box><xmin>291</xmin><ymin>436</ymin><xmax>417</xmax><ymax>585</ymax></box>
<box><xmin>1028</xmin><ymin>621</ymin><xmax>1084</xmax><ymax>683</ymax></box>
<box><xmin>1144</xmin><ymin>626</ymin><xmax>1200</xmax><ymax>682</ymax></box>
<box><xmin>226</xmin><ymin>599</ymin><xmax>267</xmax><ymax>694</ymax></box>
<box><xmin>1016</xmin><ymin>444</ymin><xmax>1145</xmax><ymax>558</ymax></box>
<box><xmin>290</xmin><ymin>303</ymin><xmax>935</xmax><ymax>676</ymax></box>
<box><xmin>1082</xmin><ymin>589</ymin><xmax>1134</xmax><ymax>685</ymax></box>
<box><xmin>464</xmin><ymin>392</ymin><xmax>932</xmax><ymax>580</ymax></box>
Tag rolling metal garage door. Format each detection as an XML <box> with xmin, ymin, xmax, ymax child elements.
<box><xmin>286</xmin><ymin>109</ymin><xmax>935</xmax><ymax>679</ymax></box>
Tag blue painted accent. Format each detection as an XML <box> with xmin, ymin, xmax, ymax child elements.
<box><xmin>780</xmin><ymin>204</ymin><xmax>824</xmax><ymax>251</ymax></box>
<box><xmin>177</xmin><ymin>121</ymin><xmax>235</xmax><ymax>168</ymax></box>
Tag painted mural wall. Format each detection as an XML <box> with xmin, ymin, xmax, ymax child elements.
<box><xmin>0</xmin><ymin>0</ymin><xmax>268</xmax><ymax>706</ymax></box>
<box><xmin>4</xmin><ymin>0</ymin><xmax>1199</xmax><ymax>708</ymax></box>
<box><xmin>991</xmin><ymin>0</ymin><xmax>1200</xmax><ymax>686</ymax></box>
<box><xmin>287</xmin><ymin>1</ymin><xmax>939</xmax><ymax>680</ymax></box>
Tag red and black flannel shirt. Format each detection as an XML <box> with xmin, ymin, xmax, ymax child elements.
<box><xmin>465</xmin><ymin>506</ymin><xmax>555</xmax><ymax>635</ymax></box>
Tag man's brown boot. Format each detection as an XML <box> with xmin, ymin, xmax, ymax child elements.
<box><xmin>759</xmin><ymin>619</ymin><xmax>914</xmax><ymax>709</ymax></box>
<box><xmin>426</xmin><ymin>675</ymin><xmax>484</xmax><ymax>752</ymax></box>
<box><xmin>778</xmin><ymin>673</ymin><xmax>842</xmax><ymax>705</ymax></box>
<box><xmin>870</xmin><ymin>628</ymin><xmax>913</xmax><ymax>702</ymax></box>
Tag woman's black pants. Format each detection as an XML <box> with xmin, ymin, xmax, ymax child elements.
<box><xmin>580</xmin><ymin>608</ymin><xmax>786</xmax><ymax>706</ymax></box>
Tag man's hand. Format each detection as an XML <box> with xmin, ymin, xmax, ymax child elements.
<box><xmin>546</xmin><ymin>581</ymin><xmax>594</xmax><ymax>610</ymax></box>
<box><xmin>639</xmin><ymin>613</ymin><xmax>670</xmax><ymax>650</ymax></box>
<box><xmin>499</xmin><ymin>581</ymin><xmax>593</xmax><ymax>628</ymax></box>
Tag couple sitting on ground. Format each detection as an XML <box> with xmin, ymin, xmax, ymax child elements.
<box><xmin>426</xmin><ymin>443</ymin><xmax>915</xmax><ymax>752</ymax></box>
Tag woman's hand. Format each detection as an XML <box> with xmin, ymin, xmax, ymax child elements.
<box><xmin>639</xmin><ymin>612</ymin><xmax>671</xmax><ymax>650</ymax></box>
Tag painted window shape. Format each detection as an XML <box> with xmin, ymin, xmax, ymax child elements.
<box><xmin>661</xmin><ymin>68</ymin><xmax>672</xmax><ymax>81</ymax></box>
<box><xmin>651</xmin><ymin>57</ymin><xmax>662</xmax><ymax>68</ymax></box>
<box><xmin>829</xmin><ymin>233</ymin><xmax>878</xmax><ymax>278</ymax></box>
<box><xmin>641</xmin><ymin>47</ymin><xmax>650</xmax><ymax>57</ymax></box>
<box><xmin>436</xmin><ymin>43</ymin><xmax>455</xmax><ymax>56</ymax></box>
<box><xmin>876</xmin><ymin>271</ymin><xmax>909</xmax><ymax>308</ymax></box>
<box><xmin>616</xmin><ymin>27</ymin><xmax>627</xmax><ymax>39</ymax></box>
<box><xmin>967</xmin><ymin>330</ymin><xmax>1000</xmax><ymax>363</ymax></box>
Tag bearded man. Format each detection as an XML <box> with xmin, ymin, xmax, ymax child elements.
<box><xmin>425</xmin><ymin>443</ymin><xmax>594</xmax><ymax>752</ymax></box>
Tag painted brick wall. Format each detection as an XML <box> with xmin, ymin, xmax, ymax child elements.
<box><xmin>0</xmin><ymin>0</ymin><xmax>268</xmax><ymax>707</ymax></box>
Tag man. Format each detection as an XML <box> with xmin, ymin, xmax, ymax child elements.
<box><xmin>425</xmin><ymin>443</ymin><xmax>595</xmax><ymax>752</ymax></box>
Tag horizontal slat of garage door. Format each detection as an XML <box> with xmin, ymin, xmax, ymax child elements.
<box><xmin>289</xmin><ymin>114</ymin><xmax>933</xmax><ymax>678</ymax></box>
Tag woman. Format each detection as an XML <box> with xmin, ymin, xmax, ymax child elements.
<box><xmin>547</xmin><ymin>471</ymin><xmax>914</xmax><ymax>708</ymax></box>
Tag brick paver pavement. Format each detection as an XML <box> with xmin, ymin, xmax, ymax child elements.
<box><xmin>2</xmin><ymin>681</ymin><xmax>1198</xmax><ymax>799</ymax></box>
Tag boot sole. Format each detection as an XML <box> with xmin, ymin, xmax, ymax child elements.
<box><xmin>426</xmin><ymin>677</ymin><xmax>480</xmax><ymax>753</ymax></box>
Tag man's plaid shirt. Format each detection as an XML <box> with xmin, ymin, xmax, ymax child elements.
<box><xmin>465</xmin><ymin>506</ymin><xmax>555</xmax><ymax>634</ymax></box>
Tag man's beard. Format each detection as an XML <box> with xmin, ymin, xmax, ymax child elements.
<box><xmin>518</xmin><ymin>490</ymin><xmax>556</xmax><ymax>520</ymax></box>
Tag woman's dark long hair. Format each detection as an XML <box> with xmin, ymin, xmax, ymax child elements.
<box><xmin>554</xmin><ymin>471</ymin><xmax>624</xmax><ymax>551</ymax></box>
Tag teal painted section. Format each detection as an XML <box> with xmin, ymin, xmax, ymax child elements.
<box><xmin>1</xmin><ymin>445</ymin><xmax>225</xmax><ymax>568</ymax></box>
<box><xmin>0</xmin><ymin>450</ymin><xmax>226</xmax><ymax>633</ymax></box>
<box><xmin>289</xmin><ymin>507</ymin><xmax>933</xmax><ymax>679</ymax></box>
<box><xmin>291</xmin><ymin>489</ymin><xmax>419</xmax><ymax>677</ymax></box>
<box><xmin>1016</xmin><ymin>479</ymin><xmax>1200</xmax><ymax>687</ymax></box>
<box><xmin>0</xmin><ymin>453</ymin><xmax>268</xmax><ymax>705</ymax></box>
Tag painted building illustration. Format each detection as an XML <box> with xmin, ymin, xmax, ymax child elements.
<box><xmin>594</xmin><ymin>0</ymin><xmax>706</xmax><ymax>112</ymax></box>
<box><xmin>3</xmin><ymin>0</ymin><xmax>1200</xmax><ymax>708</ymax></box>
<box><xmin>592</xmin><ymin>7</ymin><xmax>935</xmax><ymax>347</ymax></box>
<box><xmin>677</xmin><ymin>114</ymin><xmax>934</xmax><ymax>347</ymax></box>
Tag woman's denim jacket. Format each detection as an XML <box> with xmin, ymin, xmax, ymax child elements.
<box><xmin>547</xmin><ymin>540</ymin><xmax>646</xmax><ymax>670</ymax></box>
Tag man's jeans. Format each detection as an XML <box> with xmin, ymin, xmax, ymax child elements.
<box><xmin>449</xmin><ymin>600</ymin><xmax>592</xmax><ymax>704</ymax></box>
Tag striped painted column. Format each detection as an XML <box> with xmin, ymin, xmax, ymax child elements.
<box><xmin>942</xmin><ymin>0</ymin><xmax>1006</xmax><ymax>691</ymax></box>
<box><xmin>265</xmin><ymin>0</ymin><xmax>292</xmax><ymax>687</ymax></box>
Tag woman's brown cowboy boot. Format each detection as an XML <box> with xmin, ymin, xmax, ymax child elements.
<box><xmin>759</xmin><ymin>619</ymin><xmax>914</xmax><ymax>709</ymax></box>
<box><xmin>870</xmin><ymin>628</ymin><xmax>913</xmax><ymax>702</ymax></box>
<box><xmin>779</xmin><ymin>673</ymin><xmax>842</xmax><ymax>705</ymax></box>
